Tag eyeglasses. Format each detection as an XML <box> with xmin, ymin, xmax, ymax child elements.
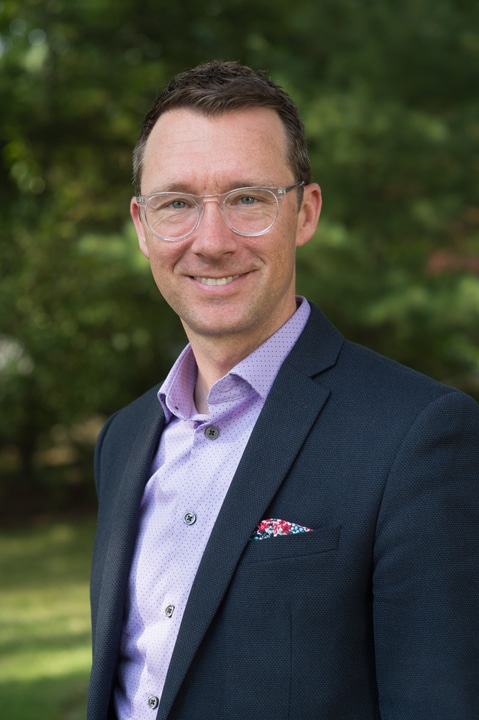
<box><xmin>136</xmin><ymin>181</ymin><xmax>304</xmax><ymax>242</ymax></box>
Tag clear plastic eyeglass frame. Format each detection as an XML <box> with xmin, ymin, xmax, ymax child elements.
<box><xmin>136</xmin><ymin>181</ymin><xmax>305</xmax><ymax>242</ymax></box>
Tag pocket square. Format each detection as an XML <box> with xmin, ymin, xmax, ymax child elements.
<box><xmin>251</xmin><ymin>518</ymin><xmax>313</xmax><ymax>540</ymax></box>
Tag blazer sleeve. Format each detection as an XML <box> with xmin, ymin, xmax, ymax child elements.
<box><xmin>372</xmin><ymin>389</ymin><xmax>479</xmax><ymax>718</ymax></box>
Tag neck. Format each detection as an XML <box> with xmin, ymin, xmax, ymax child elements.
<box><xmin>191</xmin><ymin>337</ymin><xmax>255</xmax><ymax>415</ymax></box>
<box><xmin>183</xmin><ymin>299</ymin><xmax>299</xmax><ymax>414</ymax></box>
<box><xmin>187</xmin><ymin>326</ymin><xmax>274</xmax><ymax>414</ymax></box>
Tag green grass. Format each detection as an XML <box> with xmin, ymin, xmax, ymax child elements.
<box><xmin>0</xmin><ymin>518</ymin><xmax>96</xmax><ymax>719</ymax></box>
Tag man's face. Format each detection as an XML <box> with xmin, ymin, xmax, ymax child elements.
<box><xmin>131</xmin><ymin>107</ymin><xmax>321</xmax><ymax>356</ymax></box>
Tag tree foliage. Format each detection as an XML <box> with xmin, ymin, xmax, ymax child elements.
<box><xmin>1</xmin><ymin>0</ymin><xmax>478</xmax><ymax>482</ymax></box>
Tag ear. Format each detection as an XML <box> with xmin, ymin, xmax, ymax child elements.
<box><xmin>295</xmin><ymin>183</ymin><xmax>322</xmax><ymax>248</ymax></box>
<box><xmin>130</xmin><ymin>197</ymin><xmax>150</xmax><ymax>259</ymax></box>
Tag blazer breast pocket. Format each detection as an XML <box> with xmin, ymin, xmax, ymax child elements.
<box><xmin>241</xmin><ymin>525</ymin><xmax>341</xmax><ymax>564</ymax></box>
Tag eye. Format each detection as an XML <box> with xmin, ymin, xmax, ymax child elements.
<box><xmin>170</xmin><ymin>199</ymin><xmax>188</xmax><ymax>210</ymax></box>
<box><xmin>228</xmin><ymin>189</ymin><xmax>272</xmax><ymax>208</ymax></box>
<box><xmin>149</xmin><ymin>194</ymin><xmax>195</xmax><ymax>212</ymax></box>
<box><xmin>238</xmin><ymin>194</ymin><xmax>257</xmax><ymax>205</ymax></box>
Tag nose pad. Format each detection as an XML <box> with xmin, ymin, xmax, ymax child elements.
<box><xmin>190</xmin><ymin>198</ymin><xmax>237</xmax><ymax>252</ymax></box>
<box><xmin>196</xmin><ymin>198</ymin><xmax>232</xmax><ymax>233</ymax></box>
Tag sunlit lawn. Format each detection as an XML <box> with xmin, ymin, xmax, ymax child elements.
<box><xmin>0</xmin><ymin>518</ymin><xmax>96</xmax><ymax>719</ymax></box>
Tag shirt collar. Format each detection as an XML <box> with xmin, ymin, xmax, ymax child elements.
<box><xmin>230</xmin><ymin>297</ymin><xmax>310</xmax><ymax>399</ymax></box>
<box><xmin>159</xmin><ymin>297</ymin><xmax>310</xmax><ymax>421</ymax></box>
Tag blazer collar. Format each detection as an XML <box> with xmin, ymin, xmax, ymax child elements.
<box><xmin>157</xmin><ymin>303</ymin><xmax>344</xmax><ymax>719</ymax></box>
<box><xmin>287</xmin><ymin>301</ymin><xmax>344</xmax><ymax>378</ymax></box>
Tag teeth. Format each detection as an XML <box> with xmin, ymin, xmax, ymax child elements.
<box><xmin>195</xmin><ymin>275</ymin><xmax>239</xmax><ymax>285</ymax></box>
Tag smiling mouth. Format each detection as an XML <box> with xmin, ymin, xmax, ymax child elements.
<box><xmin>194</xmin><ymin>275</ymin><xmax>240</xmax><ymax>286</ymax></box>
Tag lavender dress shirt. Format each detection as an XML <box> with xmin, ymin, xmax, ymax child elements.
<box><xmin>114</xmin><ymin>298</ymin><xmax>310</xmax><ymax>719</ymax></box>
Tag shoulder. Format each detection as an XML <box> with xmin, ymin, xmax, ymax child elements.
<box><xmin>338</xmin><ymin>339</ymin><xmax>479</xmax><ymax>455</ymax></box>
<box><xmin>294</xmin><ymin>302</ymin><xmax>479</xmax><ymax>428</ymax></box>
<box><xmin>94</xmin><ymin>384</ymin><xmax>163</xmax><ymax>486</ymax></box>
<box><xmin>99</xmin><ymin>383</ymin><xmax>162</xmax><ymax>440</ymax></box>
<box><xmin>340</xmin><ymin>337</ymin><xmax>478</xmax><ymax>414</ymax></box>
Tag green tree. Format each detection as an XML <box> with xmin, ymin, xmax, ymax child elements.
<box><xmin>1</xmin><ymin>0</ymin><xmax>478</xmax><ymax>490</ymax></box>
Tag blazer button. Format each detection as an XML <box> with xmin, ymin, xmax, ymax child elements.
<box><xmin>148</xmin><ymin>695</ymin><xmax>159</xmax><ymax>709</ymax></box>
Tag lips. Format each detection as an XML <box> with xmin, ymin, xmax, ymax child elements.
<box><xmin>194</xmin><ymin>275</ymin><xmax>240</xmax><ymax>286</ymax></box>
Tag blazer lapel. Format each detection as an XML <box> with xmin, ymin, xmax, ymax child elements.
<box><xmin>90</xmin><ymin>392</ymin><xmax>165</xmax><ymax>717</ymax></box>
<box><xmin>157</xmin><ymin>304</ymin><xmax>343</xmax><ymax>719</ymax></box>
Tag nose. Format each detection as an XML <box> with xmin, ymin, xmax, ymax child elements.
<box><xmin>189</xmin><ymin>198</ymin><xmax>238</xmax><ymax>256</ymax></box>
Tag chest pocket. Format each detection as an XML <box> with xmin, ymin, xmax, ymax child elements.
<box><xmin>240</xmin><ymin>525</ymin><xmax>341</xmax><ymax>564</ymax></box>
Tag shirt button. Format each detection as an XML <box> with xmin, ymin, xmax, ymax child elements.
<box><xmin>205</xmin><ymin>425</ymin><xmax>219</xmax><ymax>440</ymax></box>
<box><xmin>165</xmin><ymin>604</ymin><xmax>175</xmax><ymax>618</ymax></box>
<box><xmin>148</xmin><ymin>695</ymin><xmax>159</xmax><ymax>709</ymax></box>
<box><xmin>184</xmin><ymin>511</ymin><xmax>196</xmax><ymax>525</ymax></box>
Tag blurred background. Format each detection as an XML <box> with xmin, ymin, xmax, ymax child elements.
<box><xmin>1</xmin><ymin>0</ymin><xmax>478</xmax><ymax>716</ymax></box>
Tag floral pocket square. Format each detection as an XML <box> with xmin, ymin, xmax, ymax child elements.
<box><xmin>251</xmin><ymin>518</ymin><xmax>313</xmax><ymax>540</ymax></box>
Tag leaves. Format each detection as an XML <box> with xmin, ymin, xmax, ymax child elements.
<box><xmin>1</xmin><ymin>0</ymin><xmax>478</xmax><ymax>475</ymax></box>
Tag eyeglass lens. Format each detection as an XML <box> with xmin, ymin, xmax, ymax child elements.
<box><xmin>144</xmin><ymin>188</ymin><xmax>279</xmax><ymax>240</ymax></box>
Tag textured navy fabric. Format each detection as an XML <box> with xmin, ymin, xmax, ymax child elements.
<box><xmin>88</xmin><ymin>304</ymin><xmax>479</xmax><ymax>720</ymax></box>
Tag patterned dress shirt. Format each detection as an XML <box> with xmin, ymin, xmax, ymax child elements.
<box><xmin>114</xmin><ymin>298</ymin><xmax>310</xmax><ymax>719</ymax></box>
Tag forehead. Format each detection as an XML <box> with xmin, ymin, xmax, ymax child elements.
<box><xmin>141</xmin><ymin>107</ymin><xmax>291</xmax><ymax>192</ymax></box>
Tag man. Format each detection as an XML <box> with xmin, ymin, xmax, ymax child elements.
<box><xmin>88</xmin><ymin>60</ymin><xmax>479</xmax><ymax>720</ymax></box>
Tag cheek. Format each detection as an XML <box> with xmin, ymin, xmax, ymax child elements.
<box><xmin>148</xmin><ymin>263</ymin><xmax>177</xmax><ymax>305</ymax></box>
<box><xmin>147</xmin><ymin>242</ymin><xmax>181</xmax><ymax>274</ymax></box>
<box><xmin>269</xmin><ymin>224</ymin><xmax>300</xmax><ymax>268</ymax></box>
<box><xmin>146</xmin><ymin>249</ymin><xmax>171</xmax><ymax>285</ymax></box>
<box><xmin>147</xmin><ymin>247</ymin><xmax>189</xmax><ymax>301</ymax></box>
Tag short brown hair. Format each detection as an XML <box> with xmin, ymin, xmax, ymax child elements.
<box><xmin>132</xmin><ymin>60</ymin><xmax>311</xmax><ymax>195</ymax></box>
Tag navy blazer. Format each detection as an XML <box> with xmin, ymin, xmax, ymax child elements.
<box><xmin>88</xmin><ymin>304</ymin><xmax>479</xmax><ymax>720</ymax></box>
